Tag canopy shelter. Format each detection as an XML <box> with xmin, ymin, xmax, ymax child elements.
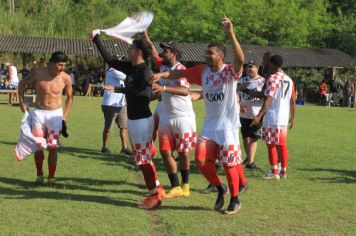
<box><xmin>0</xmin><ymin>34</ymin><xmax>355</xmax><ymax>68</ymax></box>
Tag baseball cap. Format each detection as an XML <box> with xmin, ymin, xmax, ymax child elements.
<box><xmin>159</xmin><ymin>41</ymin><xmax>183</xmax><ymax>55</ymax></box>
<box><xmin>5</xmin><ymin>62</ymin><xmax>10</xmax><ymax>67</ymax></box>
<box><xmin>247</xmin><ymin>60</ymin><xmax>258</xmax><ymax>66</ymax></box>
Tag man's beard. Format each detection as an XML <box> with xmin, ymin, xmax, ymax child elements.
<box><xmin>162</xmin><ymin>57</ymin><xmax>170</xmax><ymax>65</ymax></box>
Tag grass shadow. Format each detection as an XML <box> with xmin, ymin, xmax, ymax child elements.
<box><xmin>298</xmin><ymin>168</ymin><xmax>356</xmax><ymax>184</ymax></box>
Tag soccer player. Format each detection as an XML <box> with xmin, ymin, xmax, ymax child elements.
<box><xmin>238</xmin><ymin>60</ymin><xmax>265</xmax><ymax>169</ymax></box>
<box><xmin>17</xmin><ymin>52</ymin><xmax>73</xmax><ymax>187</ymax></box>
<box><xmin>151</xmin><ymin>16</ymin><xmax>244</xmax><ymax>214</ymax></box>
<box><xmin>92</xmin><ymin>32</ymin><xmax>163</xmax><ymax>209</ymax></box>
<box><xmin>144</xmin><ymin>31</ymin><xmax>197</xmax><ymax>198</ymax></box>
<box><xmin>251</xmin><ymin>55</ymin><xmax>296</xmax><ymax>180</ymax></box>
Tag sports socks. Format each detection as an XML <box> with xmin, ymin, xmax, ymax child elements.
<box><xmin>140</xmin><ymin>163</ymin><xmax>158</xmax><ymax>194</ymax></box>
<box><xmin>224</xmin><ymin>165</ymin><xmax>239</xmax><ymax>197</ymax></box>
<box><xmin>34</xmin><ymin>152</ymin><xmax>44</xmax><ymax>176</ymax></box>
<box><xmin>180</xmin><ymin>169</ymin><xmax>190</xmax><ymax>184</ymax></box>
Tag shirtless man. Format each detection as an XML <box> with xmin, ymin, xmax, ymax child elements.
<box><xmin>18</xmin><ymin>51</ymin><xmax>73</xmax><ymax>186</ymax></box>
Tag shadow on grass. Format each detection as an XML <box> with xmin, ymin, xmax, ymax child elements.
<box><xmin>0</xmin><ymin>186</ymin><xmax>138</xmax><ymax>208</ymax></box>
<box><xmin>298</xmin><ymin>168</ymin><xmax>356</xmax><ymax>184</ymax></box>
<box><xmin>0</xmin><ymin>140</ymin><xmax>17</xmax><ymax>146</ymax></box>
<box><xmin>60</xmin><ymin>145</ymin><xmax>202</xmax><ymax>175</ymax></box>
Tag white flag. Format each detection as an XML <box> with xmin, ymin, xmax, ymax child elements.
<box><xmin>101</xmin><ymin>11</ymin><xmax>154</xmax><ymax>44</ymax></box>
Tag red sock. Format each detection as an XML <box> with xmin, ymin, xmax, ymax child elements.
<box><xmin>236</xmin><ymin>164</ymin><xmax>247</xmax><ymax>186</ymax></box>
<box><xmin>140</xmin><ymin>163</ymin><xmax>157</xmax><ymax>191</ymax></box>
<box><xmin>34</xmin><ymin>152</ymin><xmax>44</xmax><ymax>176</ymax></box>
<box><xmin>267</xmin><ymin>144</ymin><xmax>278</xmax><ymax>166</ymax></box>
<box><xmin>224</xmin><ymin>165</ymin><xmax>239</xmax><ymax>197</ymax></box>
<box><xmin>277</xmin><ymin>145</ymin><xmax>288</xmax><ymax>169</ymax></box>
<box><xmin>150</xmin><ymin>162</ymin><xmax>159</xmax><ymax>183</ymax></box>
<box><xmin>48</xmin><ymin>164</ymin><xmax>57</xmax><ymax>179</ymax></box>
<box><xmin>197</xmin><ymin>160</ymin><xmax>222</xmax><ymax>187</ymax></box>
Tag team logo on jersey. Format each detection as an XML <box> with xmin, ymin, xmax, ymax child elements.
<box><xmin>205</xmin><ymin>76</ymin><xmax>209</xmax><ymax>85</ymax></box>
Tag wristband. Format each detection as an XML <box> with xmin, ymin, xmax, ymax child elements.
<box><xmin>163</xmin><ymin>85</ymin><xmax>166</xmax><ymax>91</ymax></box>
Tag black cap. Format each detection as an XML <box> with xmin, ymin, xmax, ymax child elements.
<box><xmin>247</xmin><ymin>60</ymin><xmax>259</xmax><ymax>66</ymax></box>
<box><xmin>159</xmin><ymin>41</ymin><xmax>183</xmax><ymax>55</ymax></box>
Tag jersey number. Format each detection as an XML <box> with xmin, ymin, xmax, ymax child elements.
<box><xmin>279</xmin><ymin>80</ymin><xmax>290</xmax><ymax>98</ymax></box>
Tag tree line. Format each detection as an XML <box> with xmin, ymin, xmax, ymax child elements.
<box><xmin>0</xmin><ymin>0</ymin><xmax>354</xmax><ymax>56</ymax></box>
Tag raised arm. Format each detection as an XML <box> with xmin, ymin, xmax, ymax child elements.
<box><xmin>91</xmin><ymin>33</ymin><xmax>122</xmax><ymax>70</ymax></box>
<box><xmin>18</xmin><ymin>70</ymin><xmax>36</xmax><ymax>112</ymax></box>
<box><xmin>143</xmin><ymin>30</ymin><xmax>160</xmax><ymax>59</ymax></box>
<box><xmin>221</xmin><ymin>16</ymin><xmax>244</xmax><ymax>73</ymax></box>
<box><xmin>151</xmin><ymin>70</ymin><xmax>185</xmax><ymax>84</ymax></box>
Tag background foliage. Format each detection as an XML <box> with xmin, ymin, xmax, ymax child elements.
<box><xmin>0</xmin><ymin>0</ymin><xmax>355</xmax><ymax>56</ymax></box>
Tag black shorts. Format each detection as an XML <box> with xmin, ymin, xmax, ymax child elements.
<box><xmin>240</xmin><ymin>117</ymin><xmax>262</xmax><ymax>140</ymax></box>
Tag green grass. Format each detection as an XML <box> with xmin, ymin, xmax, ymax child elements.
<box><xmin>0</xmin><ymin>95</ymin><xmax>356</xmax><ymax>236</ymax></box>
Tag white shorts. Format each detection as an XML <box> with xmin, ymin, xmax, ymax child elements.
<box><xmin>154</xmin><ymin>102</ymin><xmax>163</xmax><ymax>120</ymax></box>
<box><xmin>158</xmin><ymin>116</ymin><xmax>197</xmax><ymax>153</ymax></box>
<box><xmin>199</xmin><ymin>128</ymin><xmax>242</xmax><ymax>166</ymax></box>
<box><xmin>31</xmin><ymin>108</ymin><xmax>63</xmax><ymax>149</ymax></box>
<box><xmin>128</xmin><ymin>116</ymin><xmax>154</xmax><ymax>165</ymax></box>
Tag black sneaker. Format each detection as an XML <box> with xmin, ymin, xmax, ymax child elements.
<box><xmin>245</xmin><ymin>162</ymin><xmax>258</xmax><ymax>169</ymax></box>
<box><xmin>101</xmin><ymin>147</ymin><xmax>111</xmax><ymax>154</ymax></box>
<box><xmin>214</xmin><ymin>193</ymin><xmax>225</xmax><ymax>211</ymax></box>
<box><xmin>239</xmin><ymin>184</ymin><xmax>248</xmax><ymax>194</ymax></box>
<box><xmin>242</xmin><ymin>158</ymin><xmax>248</xmax><ymax>165</ymax></box>
<box><xmin>120</xmin><ymin>148</ymin><xmax>132</xmax><ymax>155</ymax></box>
<box><xmin>223</xmin><ymin>201</ymin><xmax>241</xmax><ymax>215</ymax></box>
<box><xmin>200</xmin><ymin>184</ymin><xmax>217</xmax><ymax>194</ymax></box>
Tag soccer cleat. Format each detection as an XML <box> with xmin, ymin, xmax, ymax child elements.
<box><xmin>34</xmin><ymin>176</ymin><xmax>44</xmax><ymax>186</ymax></box>
<box><xmin>47</xmin><ymin>178</ymin><xmax>57</xmax><ymax>187</ymax></box>
<box><xmin>200</xmin><ymin>184</ymin><xmax>217</xmax><ymax>194</ymax></box>
<box><xmin>223</xmin><ymin>202</ymin><xmax>241</xmax><ymax>215</ymax></box>
<box><xmin>101</xmin><ymin>147</ymin><xmax>111</xmax><ymax>154</ymax></box>
<box><xmin>165</xmin><ymin>186</ymin><xmax>184</xmax><ymax>199</ymax></box>
<box><xmin>263</xmin><ymin>174</ymin><xmax>280</xmax><ymax>180</ymax></box>
<box><xmin>245</xmin><ymin>162</ymin><xmax>258</xmax><ymax>170</ymax></box>
<box><xmin>157</xmin><ymin>185</ymin><xmax>166</xmax><ymax>199</ymax></box>
<box><xmin>138</xmin><ymin>194</ymin><xmax>161</xmax><ymax>210</ymax></box>
<box><xmin>239</xmin><ymin>184</ymin><xmax>248</xmax><ymax>194</ymax></box>
<box><xmin>181</xmin><ymin>183</ymin><xmax>190</xmax><ymax>197</ymax></box>
<box><xmin>214</xmin><ymin>193</ymin><xmax>225</xmax><ymax>211</ymax></box>
<box><xmin>280</xmin><ymin>173</ymin><xmax>288</xmax><ymax>179</ymax></box>
<box><xmin>120</xmin><ymin>148</ymin><xmax>132</xmax><ymax>155</ymax></box>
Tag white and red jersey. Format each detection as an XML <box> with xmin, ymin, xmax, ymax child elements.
<box><xmin>238</xmin><ymin>75</ymin><xmax>265</xmax><ymax>119</ymax></box>
<box><xmin>263</xmin><ymin>70</ymin><xmax>295</xmax><ymax>126</ymax></box>
<box><xmin>159</xmin><ymin>62</ymin><xmax>194</xmax><ymax>119</ymax></box>
<box><xmin>183</xmin><ymin>64</ymin><xmax>242</xmax><ymax>131</ymax></box>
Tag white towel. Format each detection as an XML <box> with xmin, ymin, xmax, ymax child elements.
<box><xmin>14</xmin><ymin>111</ymin><xmax>47</xmax><ymax>161</ymax></box>
<box><xmin>100</xmin><ymin>11</ymin><xmax>154</xmax><ymax>44</ymax></box>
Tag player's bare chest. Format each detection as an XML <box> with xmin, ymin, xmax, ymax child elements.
<box><xmin>37</xmin><ymin>77</ymin><xmax>65</xmax><ymax>94</ymax></box>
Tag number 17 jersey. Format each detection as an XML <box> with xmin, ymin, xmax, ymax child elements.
<box><xmin>263</xmin><ymin>71</ymin><xmax>295</xmax><ymax>126</ymax></box>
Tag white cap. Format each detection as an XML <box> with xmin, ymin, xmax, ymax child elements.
<box><xmin>5</xmin><ymin>63</ymin><xmax>10</xmax><ymax>67</ymax></box>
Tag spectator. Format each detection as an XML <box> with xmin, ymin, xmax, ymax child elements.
<box><xmin>5</xmin><ymin>63</ymin><xmax>19</xmax><ymax>102</ymax></box>
<box><xmin>69</xmin><ymin>69</ymin><xmax>77</xmax><ymax>95</ymax></box>
<box><xmin>343</xmin><ymin>79</ymin><xmax>353</xmax><ymax>107</ymax></box>
<box><xmin>319</xmin><ymin>80</ymin><xmax>328</xmax><ymax>106</ymax></box>
<box><xmin>20</xmin><ymin>66</ymin><xmax>30</xmax><ymax>79</ymax></box>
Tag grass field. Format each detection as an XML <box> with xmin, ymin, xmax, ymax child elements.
<box><xmin>0</xmin><ymin>95</ymin><xmax>355</xmax><ymax>236</ymax></box>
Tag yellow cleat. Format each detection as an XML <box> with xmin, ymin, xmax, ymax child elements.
<box><xmin>181</xmin><ymin>183</ymin><xmax>190</xmax><ymax>197</ymax></box>
<box><xmin>165</xmin><ymin>186</ymin><xmax>184</xmax><ymax>199</ymax></box>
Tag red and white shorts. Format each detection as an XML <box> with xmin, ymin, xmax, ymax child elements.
<box><xmin>31</xmin><ymin>108</ymin><xmax>63</xmax><ymax>149</ymax></box>
<box><xmin>196</xmin><ymin>128</ymin><xmax>242</xmax><ymax>167</ymax></box>
<box><xmin>262</xmin><ymin>125</ymin><xmax>288</xmax><ymax>146</ymax></box>
<box><xmin>128</xmin><ymin>116</ymin><xmax>155</xmax><ymax>165</ymax></box>
<box><xmin>158</xmin><ymin>116</ymin><xmax>196</xmax><ymax>153</ymax></box>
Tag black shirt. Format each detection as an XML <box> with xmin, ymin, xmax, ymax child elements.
<box><xmin>93</xmin><ymin>35</ymin><xmax>152</xmax><ymax>120</ymax></box>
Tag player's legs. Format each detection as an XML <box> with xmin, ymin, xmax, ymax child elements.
<box><xmin>128</xmin><ymin>117</ymin><xmax>161</xmax><ymax>209</ymax></box>
<box><xmin>101</xmin><ymin>105</ymin><xmax>117</xmax><ymax>153</ymax></box>
<box><xmin>117</xmin><ymin>106</ymin><xmax>131</xmax><ymax>154</ymax></box>
<box><xmin>217</xmin><ymin>129</ymin><xmax>242</xmax><ymax>214</ymax></box>
<box><xmin>276</xmin><ymin>127</ymin><xmax>288</xmax><ymax>178</ymax></box>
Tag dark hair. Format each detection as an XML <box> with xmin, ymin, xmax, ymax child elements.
<box><xmin>132</xmin><ymin>39</ymin><xmax>152</xmax><ymax>61</ymax></box>
<box><xmin>208</xmin><ymin>43</ymin><xmax>226</xmax><ymax>56</ymax></box>
<box><xmin>270</xmin><ymin>54</ymin><xmax>283</xmax><ymax>67</ymax></box>
<box><xmin>49</xmin><ymin>51</ymin><xmax>68</xmax><ymax>63</ymax></box>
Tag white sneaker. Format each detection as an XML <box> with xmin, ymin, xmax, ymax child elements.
<box><xmin>263</xmin><ymin>174</ymin><xmax>280</xmax><ymax>180</ymax></box>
